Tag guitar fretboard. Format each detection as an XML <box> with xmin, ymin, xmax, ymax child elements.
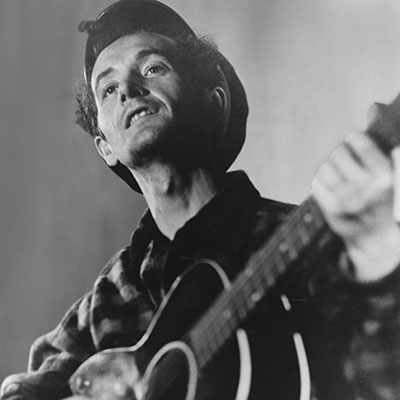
<box><xmin>185</xmin><ymin>197</ymin><xmax>330</xmax><ymax>369</ymax></box>
<box><xmin>185</xmin><ymin>95</ymin><xmax>400</xmax><ymax>369</ymax></box>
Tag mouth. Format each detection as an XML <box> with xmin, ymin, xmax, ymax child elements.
<box><xmin>125</xmin><ymin>107</ymin><xmax>155</xmax><ymax>128</ymax></box>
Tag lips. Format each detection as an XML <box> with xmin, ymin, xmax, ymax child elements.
<box><xmin>124</xmin><ymin>106</ymin><xmax>155</xmax><ymax>128</ymax></box>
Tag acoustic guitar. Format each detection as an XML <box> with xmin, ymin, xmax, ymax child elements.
<box><xmin>69</xmin><ymin>94</ymin><xmax>400</xmax><ymax>400</ymax></box>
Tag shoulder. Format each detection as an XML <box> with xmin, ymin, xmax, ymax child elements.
<box><xmin>228</xmin><ymin>196</ymin><xmax>296</xmax><ymax>270</ymax></box>
<box><xmin>95</xmin><ymin>243</ymin><xmax>148</xmax><ymax>301</ymax></box>
<box><xmin>99</xmin><ymin>245</ymin><xmax>132</xmax><ymax>278</ymax></box>
<box><xmin>251</xmin><ymin>196</ymin><xmax>296</xmax><ymax>236</ymax></box>
<box><xmin>98</xmin><ymin>211</ymin><xmax>154</xmax><ymax>290</ymax></box>
<box><xmin>257</xmin><ymin>197</ymin><xmax>295</xmax><ymax>216</ymax></box>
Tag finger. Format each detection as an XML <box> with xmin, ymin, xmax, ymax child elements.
<box><xmin>327</xmin><ymin>142</ymin><xmax>365</xmax><ymax>183</ymax></box>
<box><xmin>314</xmin><ymin>161</ymin><xmax>343</xmax><ymax>190</ymax></box>
<box><xmin>344</xmin><ymin>131</ymin><xmax>390</xmax><ymax>173</ymax></box>
<box><xmin>392</xmin><ymin>147</ymin><xmax>400</xmax><ymax>222</ymax></box>
<box><xmin>311</xmin><ymin>175</ymin><xmax>338</xmax><ymax>216</ymax></box>
<box><xmin>366</xmin><ymin>102</ymin><xmax>386</xmax><ymax>127</ymax></box>
<box><xmin>63</xmin><ymin>397</ymin><xmax>88</xmax><ymax>400</ymax></box>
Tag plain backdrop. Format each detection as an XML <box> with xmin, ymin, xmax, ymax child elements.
<box><xmin>1</xmin><ymin>0</ymin><xmax>400</xmax><ymax>378</ymax></box>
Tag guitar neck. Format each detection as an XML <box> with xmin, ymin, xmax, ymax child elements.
<box><xmin>185</xmin><ymin>196</ymin><xmax>331</xmax><ymax>369</ymax></box>
<box><xmin>185</xmin><ymin>95</ymin><xmax>400</xmax><ymax>369</ymax></box>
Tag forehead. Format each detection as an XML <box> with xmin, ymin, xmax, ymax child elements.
<box><xmin>91</xmin><ymin>32</ymin><xmax>179</xmax><ymax>88</ymax></box>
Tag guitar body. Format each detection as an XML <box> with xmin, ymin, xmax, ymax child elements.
<box><xmin>69</xmin><ymin>96</ymin><xmax>400</xmax><ymax>400</ymax></box>
<box><xmin>70</xmin><ymin>260</ymin><xmax>306</xmax><ymax>400</ymax></box>
<box><xmin>140</xmin><ymin>260</ymin><xmax>246</xmax><ymax>400</ymax></box>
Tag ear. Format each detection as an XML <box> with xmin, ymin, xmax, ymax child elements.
<box><xmin>94</xmin><ymin>135</ymin><xmax>118</xmax><ymax>166</ymax></box>
<box><xmin>208</xmin><ymin>86</ymin><xmax>228</xmax><ymax>120</ymax></box>
<box><xmin>206</xmin><ymin>85</ymin><xmax>231</xmax><ymax>145</ymax></box>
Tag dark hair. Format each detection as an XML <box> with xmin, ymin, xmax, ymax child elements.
<box><xmin>75</xmin><ymin>33</ymin><xmax>223</xmax><ymax>139</ymax></box>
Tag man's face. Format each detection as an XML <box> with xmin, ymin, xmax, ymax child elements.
<box><xmin>91</xmin><ymin>32</ymin><xmax>203</xmax><ymax>169</ymax></box>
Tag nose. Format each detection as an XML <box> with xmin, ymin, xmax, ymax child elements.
<box><xmin>119</xmin><ymin>79</ymin><xmax>148</xmax><ymax>104</ymax></box>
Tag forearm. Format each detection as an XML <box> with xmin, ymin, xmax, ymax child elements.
<box><xmin>1</xmin><ymin>294</ymin><xmax>95</xmax><ymax>400</ymax></box>
<box><xmin>1</xmin><ymin>370</ymin><xmax>73</xmax><ymax>400</ymax></box>
<box><xmin>285</xmin><ymin>235</ymin><xmax>399</xmax><ymax>399</ymax></box>
<box><xmin>342</xmin><ymin>265</ymin><xmax>400</xmax><ymax>399</ymax></box>
<box><xmin>1</xmin><ymin>335</ymin><xmax>85</xmax><ymax>400</ymax></box>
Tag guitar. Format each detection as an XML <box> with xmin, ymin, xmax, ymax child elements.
<box><xmin>68</xmin><ymin>94</ymin><xmax>400</xmax><ymax>400</ymax></box>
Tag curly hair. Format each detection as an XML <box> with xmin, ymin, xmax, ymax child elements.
<box><xmin>75</xmin><ymin>34</ymin><xmax>224</xmax><ymax>139</ymax></box>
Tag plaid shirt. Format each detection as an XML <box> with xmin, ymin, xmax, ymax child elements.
<box><xmin>1</xmin><ymin>171</ymin><xmax>399</xmax><ymax>399</ymax></box>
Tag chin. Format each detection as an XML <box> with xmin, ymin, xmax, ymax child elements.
<box><xmin>123</xmin><ymin>129</ymin><xmax>170</xmax><ymax>169</ymax></box>
<box><xmin>123</xmin><ymin>119</ymin><xmax>208</xmax><ymax>170</ymax></box>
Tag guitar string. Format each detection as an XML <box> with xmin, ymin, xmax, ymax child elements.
<box><xmin>185</xmin><ymin>112</ymin><xmax>400</xmax><ymax>367</ymax></box>
<box><xmin>123</xmin><ymin>202</ymin><xmax>322</xmax><ymax>397</ymax></box>
<box><xmin>188</xmin><ymin>199</ymin><xmax>317</xmax><ymax>365</ymax></box>
<box><xmin>188</xmin><ymin>198</ymin><xmax>328</xmax><ymax>367</ymax></box>
<box><xmin>142</xmin><ymin>113</ymin><xmax>400</xmax><ymax>392</ymax></box>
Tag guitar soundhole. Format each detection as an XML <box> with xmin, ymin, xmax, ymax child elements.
<box><xmin>145</xmin><ymin>347</ymin><xmax>192</xmax><ymax>400</ymax></box>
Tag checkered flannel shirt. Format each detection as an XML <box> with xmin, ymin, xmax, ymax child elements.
<box><xmin>1</xmin><ymin>171</ymin><xmax>399</xmax><ymax>400</ymax></box>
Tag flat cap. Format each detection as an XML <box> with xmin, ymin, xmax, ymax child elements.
<box><xmin>79</xmin><ymin>0</ymin><xmax>248</xmax><ymax>192</ymax></box>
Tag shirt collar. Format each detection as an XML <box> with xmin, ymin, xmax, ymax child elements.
<box><xmin>134</xmin><ymin>170</ymin><xmax>260</xmax><ymax>248</ymax></box>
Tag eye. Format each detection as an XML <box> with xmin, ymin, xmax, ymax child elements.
<box><xmin>143</xmin><ymin>64</ymin><xmax>167</xmax><ymax>77</ymax></box>
<box><xmin>102</xmin><ymin>83</ymin><xmax>117</xmax><ymax>99</ymax></box>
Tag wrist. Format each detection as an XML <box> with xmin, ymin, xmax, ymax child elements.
<box><xmin>346</xmin><ymin>223</ymin><xmax>400</xmax><ymax>282</ymax></box>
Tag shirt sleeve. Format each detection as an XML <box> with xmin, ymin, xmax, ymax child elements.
<box><xmin>0</xmin><ymin>293</ymin><xmax>96</xmax><ymax>400</ymax></box>
<box><xmin>287</xmin><ymin>236</ymin><xmax>400</xmax><ymax>400</ymax></box>
<box><xmin>340</xmin><ymin>263</ymin><xmax>400</xmax><ymax>399</ymax></box>
<box><xmin>0</xmin><ymin>242</ymin><xmax>155</xmax><ymax>400</ymax></box>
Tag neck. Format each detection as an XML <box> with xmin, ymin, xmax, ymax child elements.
<box><xmin>131</xmin><ymin>163</ymin><xmax>218</xmax><ymax>240</ymax></box>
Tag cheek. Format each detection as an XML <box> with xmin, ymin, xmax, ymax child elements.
<box><xmin>160</xmin><ymin>77</ymin><xmax>189</xmax><ymax>110</ymax></box>
<box><xmin>97</xmin><ymin>114</ymin><xmax>108</xmax><ymax>134</ymax></box>
<box><xmin>97</xmin><ymin>106</ymin><xmax>117</xmax><ymax>137</ymax></box>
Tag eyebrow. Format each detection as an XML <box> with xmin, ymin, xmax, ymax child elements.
<box><xmin>135</xmin><ymin>48</ymin><xmax>173</xmax><ymax>60</ymax></box>
<box><xmin>94</xmin><ymin>66</ymin><xmax>115</xmax><ymax>96</ymax></box>
<box><xmin>93</xmin><ymin>47</ymin><xmax>176</xmax><ymax>95</ymax></box>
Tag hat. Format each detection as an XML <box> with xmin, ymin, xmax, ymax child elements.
<box><xmin>79</xmin><ymin>0</ymin><xmax>248</xmax><ymax>193</ymax></box>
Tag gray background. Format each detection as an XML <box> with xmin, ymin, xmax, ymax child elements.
<box><xmin>1</xmin><ymin>0</ymin><xmax>400</xmax><ymax>378</ymax></box>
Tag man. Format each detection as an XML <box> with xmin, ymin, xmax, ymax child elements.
<box><xmin>1</xmin><ymin>0</ymin><xmax>399</xmax><ymax>399</ymax></box>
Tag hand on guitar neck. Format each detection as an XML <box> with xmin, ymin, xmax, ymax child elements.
<box><xmin>312</xmin><ymin>101</ymin><xmax>400</xmax><ymax>283</ymax></box>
